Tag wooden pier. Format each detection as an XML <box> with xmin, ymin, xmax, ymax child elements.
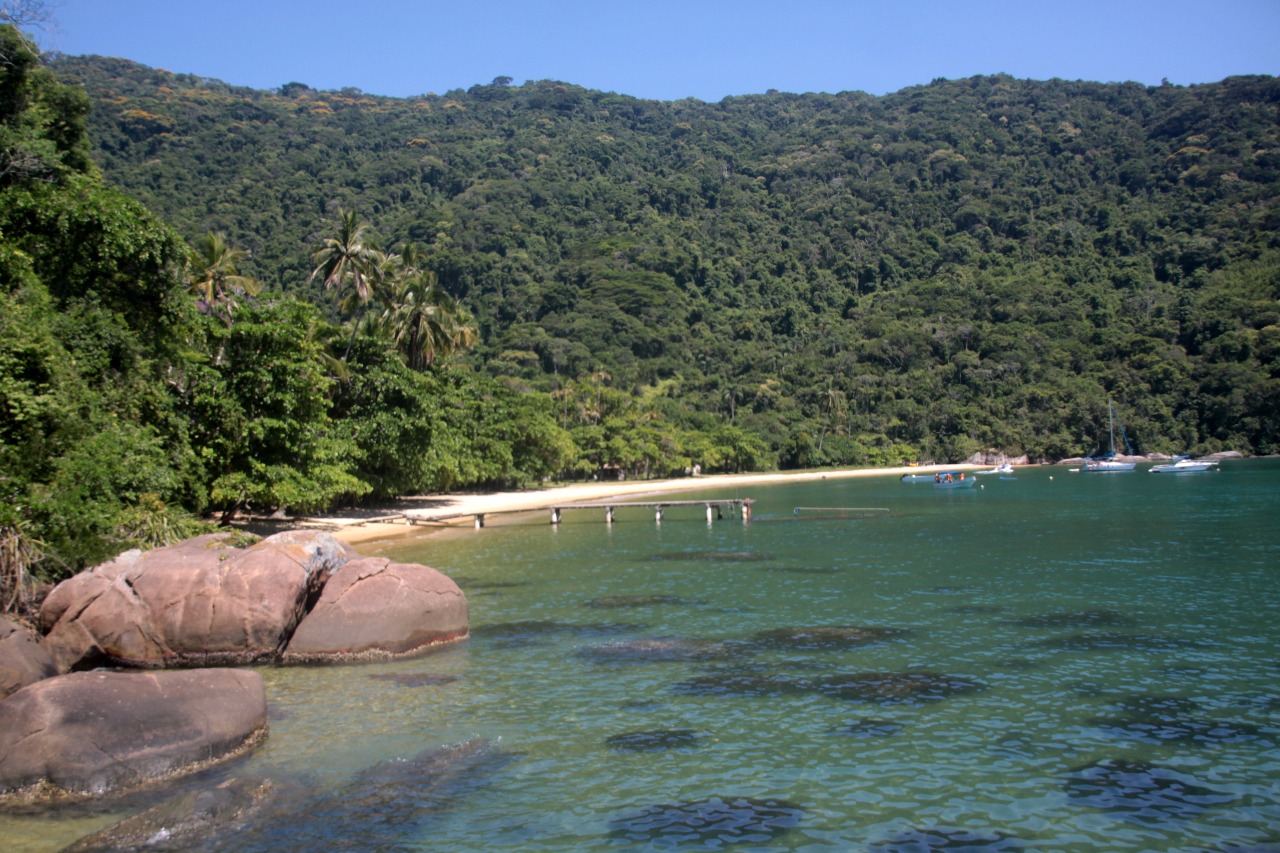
<box><xmin>306</xmin><ymin>498</ymin><xmax>891</xmax><ymax>532</ymax></box>
<box><xmin>543</xmin><ymin>498</ymin><xmax>753</xmax><ymax>526</ymax></box>
<box><xmin>373</xmin><ymin>498</ymin><xmax>756</xmax><ymax>529</ymax></box>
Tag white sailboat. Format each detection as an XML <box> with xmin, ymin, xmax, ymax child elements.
<box><xmin>1082</xmin><ymin>400</ymin><xmax>1136</xmax><ymax>472</ymax></box>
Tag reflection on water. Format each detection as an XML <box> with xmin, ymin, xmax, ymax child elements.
<box><xmin>6</xmin><ymin>462</ymin><xmax>1280</xmax><ymax>851</ymax></box>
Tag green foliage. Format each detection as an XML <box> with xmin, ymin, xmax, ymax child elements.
<box><xmin>45</xmin><ymin>59</ymin><xmax>1278</xmax><ymax>462</ymax></box>
<box><xmin>6</xmin><ymin>38</ymin><xmax>1279</xmax><ymax>593</ymax></box>
<box><xmin>186</xmin><ymin>300</ymin><xmax>370</xmax><ymax>517</ymax></box>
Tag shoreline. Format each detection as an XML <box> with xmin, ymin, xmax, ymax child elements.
<box><xmin>296</xmin><ymin>463</ymin><xmax>983</xmax><ymax>546</ymax></box>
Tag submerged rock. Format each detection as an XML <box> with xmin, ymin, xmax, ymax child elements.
<box><xmin>578</xmin><ymin>638</ymin><xmax>745</xmax><ymax>665</ymax></box>
<box><xmin>63</xmin><ymin>738</ymin><xmax>515</xmax><ymax>852</ymax></box>
<box><xmin>748</xmin><ymin>625</ymin><xmax>910</xmax><ymax>651</ymax></box>
<box><xmin>583</xmin><ymin>595</ymin><xmax>690</xmax><ymax>608</ymax></box>
<box><xmin>1087</xmin><ymin>694</ymin><xmax>1269</xmax><ymax>746</ymax></box>
<box><xmin>471</xmin><ymin>620</ymin><xmax>645</xmax><ymax>649</ymax></box>
<box><xmin>671</xmin><ymin>672</ymin><xmax>809</xmax><ymax>698</ymax></box>
<box><xmin>609</xmin><ymin>795</ymin><xmax>804</xmax><ymax>847</ymax></box>
<box><xmin>870</xmin><ymin>825</ymin><xmax>1021</xmax><ymax>850</ymax></box>
<box><xmin>1037</xmin><ymin>632</ymin><xmax>1202</xmax><ymax>653</ymax></box>
<box><xmin>605</xmin><ymin>728</ymin><xmax>706</xmax><ymax>752</ymax></box>
<box><xmin>0</xmin><ymin>669</ymin><xmax>267</xmax><ymax>803</ymax></box>
<box><xmin>1009</xmin><ymin>609</ymin><xmax>1134</xmax><ymax>629</ymax></box>
<box><xmin>367</xmin><ymin>672</ymin><xmax>460</xmax><ymax>688</ymax></box>
<box><xmin>764</xmin><ymin>566</ymin><xmax>843</xmax><ymax>575</ymax></box>
<box><xmin>61</xmin><ymin>777</ymin><xmax>273</xmax><ymax>852</ymax></box>
<box><xmin>646</xmin><ymin>550</ymin><xmax>774</xmax><ymax>563</ymax></box>
<box><xmin>831</xmin><ymin>718</ymin><xmax>905</xmax><ymax>738</ymax></box>
<box><xmin>811</xmin><ymin>671</ymin><xmax>986</xmax><ymax>705</ymax></box>
<box><xmin>1064</xmin><ymin>758</ymin><xmax>1234</xmax><ymax>821</ymax></box>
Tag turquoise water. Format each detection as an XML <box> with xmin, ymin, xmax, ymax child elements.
<box><xmin>7</xmin><ymin>461</ymin><xmax>1280</xmax><ymax>851</ymax></box>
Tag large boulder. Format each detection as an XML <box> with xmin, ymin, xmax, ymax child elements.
<box><xmin>39</xmin><ymin>531</ymin><xmax>354</xmax><ymax>671</ymax></box>
<box><xmin>0</xmin><ymin>616</ymin><xmax>57</xmax><ymax>698</ymax></box>
<box><xmin>283</xmin><ymin>557</ymin><xmax>469</xmax><ymax>663</ymax></box>
<box><xmin>0</xmin><ymin>669</ymin><xmax>267</xmax><ymax>802</ymax></box>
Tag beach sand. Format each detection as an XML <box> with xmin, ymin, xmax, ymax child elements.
<box><xmin>302</xmin><ymin>464</ymin><xmax>979</xmax><ymax>546</ymax></box>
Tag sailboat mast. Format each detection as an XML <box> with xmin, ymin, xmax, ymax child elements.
<box><xmin>1108</xmin><ymin>400</ymin><xmax>1116</xmax><ymax>454</ymax></box>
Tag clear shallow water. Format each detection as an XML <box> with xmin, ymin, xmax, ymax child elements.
<box><xmin>7</xmin><ymin>462</ymin><xmax>1280</xmax><ymax>851</ymax></box>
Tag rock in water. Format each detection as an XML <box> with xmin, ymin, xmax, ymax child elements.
<box><xmin>282</xmin><ymin>557</ymin><xmax>468</xmax><ymax>663</ymax></box>
<box><xmin>0</xmin><ymin>616</ymin><xmax>57</xmax><ymax>698</ymax></box>
<box><xmin>38</xmin><ymin>532</ymin><xmax>353</xmax><ymax>670</ymax></box>
<box><xmin>61</xmin><ymin>777</ymin><xmax>273</xmax><ymax>852</ymax></box>
<box><xmin>0</xmin><ymin>669</ymin><xmax>268</xmax><ymax>802</ymax></box>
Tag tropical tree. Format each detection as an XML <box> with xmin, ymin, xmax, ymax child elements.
<box><xmin>309</xmin><ymin>209</ymin><xmax>380</xmax><ymax>359</ymax></box>
<box><xmin>189</xmin><ymin>230</ymin><xmax>259</xmax><ymax>326</ymax></box>
<box><xmin>378</xmin><ymin>244</ymin><xmax>478</xmax><ymax>370</ymax></box>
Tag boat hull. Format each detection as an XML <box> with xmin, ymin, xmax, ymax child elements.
<box><xmin>1081</xmin><ymin>460</ymin><xmax>1136</xmax><ymax>472</ymax></box>
<box><xmin>933</xmin><ymin>478</ymin><xmax>976</xmax><ymax>489</ymax></box>
<box><xmin>1150</xmin><ymin>460</ymin><xmax>1217</xmax><ymax>473</ymax></box>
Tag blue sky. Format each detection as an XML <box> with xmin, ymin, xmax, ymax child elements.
<box><xmin>37</xmin><ymin>0</ymin><xmax>1280</xmax><ymax>101</ymax></box>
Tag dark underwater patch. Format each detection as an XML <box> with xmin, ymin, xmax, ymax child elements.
<box><xmin>1064</xmin><ymin>758</ymin><xmax>1234</xmax><ymax>823</ymax></box>
<box><xmin>1088</xmin><ymin>694</ymin><xmax>1269</xmax><ymax>746</ymax></box>
<box><xmin>1036</xmin><ymin>632</ymin><xmax>1203</xmax><ymax>653</ymax></box>
<box><xmin>605</xmin><ymin>728</ymin><xmax>706</xmax><ymax>752</ymax></box>
<box><xmin>367</xmin><ymin>673</ymin><xmax>459</xmax><ymax>688</ymax></box>
<box><xmin>670</xmin><ymin>672</ymin><xmax>810</xmax><ymax>698</ymax></box>
<box><xmin>470</xmin><ymin>620</ymin><xmax>646</xmax><ymax>648</ymax></box>
<box><xmin>831</xmin><ymin>718</ymin><xmax>905</xmax><ymax>738</ymax></box>
<box><xmin>1009</xmin><ymin>609</ymin><xmax>1134</xmax><ymax>629</ymax></box>
<box><xmin>449</xmin><ymin>577</ymin><xmax>528</xmax><ymax>592</ymax></box>
<box><xmin>922</xmin><ymin>585</ymin><xmax>975</xmax><ymax>595</ymax></box>
<box><xmin>946</xmin><ymin>604</ymin><xmax>1006</xmax><ymax>615</ymax></box>
<box><xmin>749</xmin><ymin>625</ymin><xmax>910</xmax><ymax>651</ymax></box>
<box><xmin>608</xmin><ymin>795</ymin><xmax>803</xmax><ymax>847</ymax></box>
<box><xmin>869</xmin><ymin>824</ymin><xmax>1021</xmax><ymax>850</ymax></box>
<box><xmin>578</xmin><ymin>637</ymin><xmax>746</xmax><ymax>665</ymax></box>
<box><xmin>812</xmin><ymin>672</ymin><xmax>987</xmax><ymax>705</ymax></box>
<box><xmin>69</xmin><ymin>739</ymin><xmax>518</xmax><ymax>852</ymax></box>
<box><xmin>645</xmin><ymin>550</ymin><xmax>774</xmax><ymax>563</ymax></box>
<box><xmin>583</xmin><ymin>595</ymin><xmax>690</xmax><ymax>608</ymax></box>
<box><xmin>764</xmin><ymin>565</ymin><xmax>844</xmax><ymax>575</ymax></box>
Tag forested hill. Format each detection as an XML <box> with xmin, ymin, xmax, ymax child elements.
<box><xmin>51</xmin><ymin>57</ymin><xmax>1280</xmax><ymax>462</ymax></box>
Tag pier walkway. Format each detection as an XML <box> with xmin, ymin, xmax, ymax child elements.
<box><xmin>408</xmin><ymin>498</ymin><xmax>754</xmax><ymax>528</ymax></box>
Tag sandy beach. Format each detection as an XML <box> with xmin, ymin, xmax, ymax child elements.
<box><xmin>307</xmin><ymin>463</ymin><xmax>980</xmax><ymax>545</ymax></box>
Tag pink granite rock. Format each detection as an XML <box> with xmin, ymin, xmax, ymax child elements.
<box><xmin>39</xmin><ymin>531</ymin><xmax>353</xmax><ymax>670</ymax></box>
<box><xmin>283</xmin><ymin>557</ymin><xmax>468</xmax><ymax>663</ymax></box>
<box><xmin>0</xmin><ymin>669</ymin><xmax>267</xmax><ymax>801</ymax></box>
<box><xmin>0</xmin><ymin>616</ymin><xmax>57</xmax><ymax>698</ymax></box>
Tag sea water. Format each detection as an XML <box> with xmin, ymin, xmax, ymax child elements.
<box><xmin>6</xmin><ymin>461</ymin><xmax>1279</xmax><ymax>851</ymax></box>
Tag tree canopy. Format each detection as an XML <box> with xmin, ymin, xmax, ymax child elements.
<box><xmin>47</xmin><ymin>57</ymin><xmax>1279</xmax><ymax>465</ymax></box>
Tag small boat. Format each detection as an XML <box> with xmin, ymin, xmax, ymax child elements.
<box><xmin>975</xmin><ymin>462</ymin><xmax>1014</xmax><ymax>476</ymax></box>
<box><xmin>1150</xmin><ymin>456</ymin><xmax>1219</xmax><ymax>473</ymax></box>
<box><xmin>1081</xmin><ymin>400</ymin><xmax>1136</xmax><ymax>472</ymax></box>
<box><xmin>932</xmin><ymin>473</ymin><xmax>976</xmax><ymax>489</ymax></box>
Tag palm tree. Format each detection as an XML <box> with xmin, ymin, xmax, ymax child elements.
<box><xmin>381</xmin><ymin>245</ymin><xmax>481</xmax><ymax>366</ymax></box>
<box><xmin>189</xmin><ymin>231</ymin><xmax>260</xmax><ymax>324</ymax></box>
<box><xmin>309</xmin><ymin>210</ymin><xmax>381</xmax><ymax>361</ymax></box>
<box><xmin>309</xmin><ymin>209</ymin><xmax>376</xmax><ymax>314</ymax></box>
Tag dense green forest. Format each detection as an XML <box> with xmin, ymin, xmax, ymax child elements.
<box><xmin>50</xmin><ymin>55</ymin><xmax>1280</xmax><ymax>467</ymax></box>
<box><xmin>2</xmin><ymin>17</ymin><xmax>1278</xmax><ymax>597</ymax></box>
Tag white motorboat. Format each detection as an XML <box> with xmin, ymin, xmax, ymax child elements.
<box><xmin>1150</xmin><ymin>457</ymin><xmax>1219</xmax><ymax>473</ymax></box>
